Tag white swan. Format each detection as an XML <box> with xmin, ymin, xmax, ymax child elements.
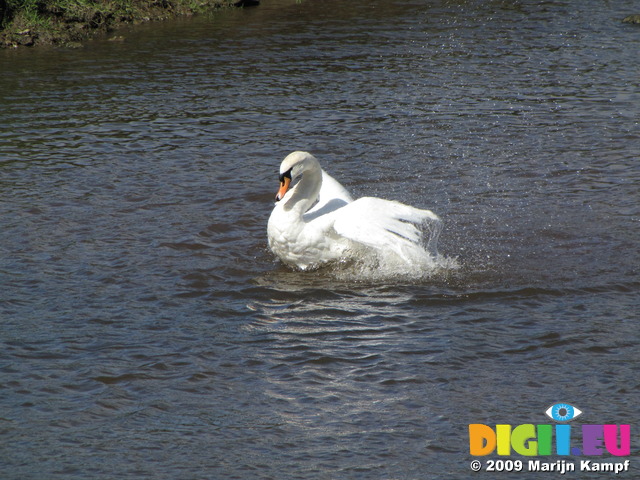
<box><xmin>267</xmin><ymin>151</ymin><xmax>441</xmax><ymax>271</ymax></box>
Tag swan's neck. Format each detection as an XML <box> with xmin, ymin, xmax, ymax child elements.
<box><xmin>286</xmin><ymin>163</ymin><xmax>322</xmax><ymax>216</ymax></box>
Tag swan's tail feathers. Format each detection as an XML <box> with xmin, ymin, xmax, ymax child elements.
<box><xmin>332</xmin><ymin>197</ymin><xmax>442</xmax><ymax>263</ymax></box>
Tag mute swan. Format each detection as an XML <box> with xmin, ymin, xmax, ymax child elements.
<box><xmin>267</xmin><ymin>151</ymin><xmax>441</xmax><ymax>271</ymax></box>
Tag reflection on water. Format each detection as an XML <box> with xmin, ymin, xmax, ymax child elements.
<box><xmin>1</xmin><ymin>0</ymin><xmax>639</xmax><ymax>478</ymax></box>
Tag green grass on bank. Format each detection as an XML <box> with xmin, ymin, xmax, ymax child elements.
<box><xmin>0</xmin><ymin>0</ymin><xmax>241</xmax><ymax>47</ymax></box>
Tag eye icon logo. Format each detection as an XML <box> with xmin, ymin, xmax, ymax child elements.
<box><xmin>545</xmin><ymin>403</ymin><xmax>582</xmax><ymax>422</ymax></box>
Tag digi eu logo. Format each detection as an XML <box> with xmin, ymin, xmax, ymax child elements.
<box><xmin>469</xmin><ymin>403</ymin><xmax>631</xmax><ymax>456</ymax></box>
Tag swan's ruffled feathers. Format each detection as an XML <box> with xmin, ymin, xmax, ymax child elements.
<box><xmin>303</xmin><ymin>170</ymin><xmax>353</xmax><ymax>222</ymax></box>
<box><xmin>331</xmin><ymin>197</ymin><xmax>440</xmax><ymax>262</ymax></box>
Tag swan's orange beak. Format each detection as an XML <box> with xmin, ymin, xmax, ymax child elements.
<box><xmin>275</xmin><ymin>175</ymin><xmax>291</xmax><ymax>201</ymax></box>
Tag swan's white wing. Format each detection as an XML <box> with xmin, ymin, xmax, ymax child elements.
<box><xmin>332</xmin><ymin>197</ymin><xmax>440</xmax><ymax>260</ymax></box>
<box><xmin>319</xmin><ymin>169</ymin><xmax>353</xmax><ymax>204</ymax></box>
<box><xmin>304</xmin><ymin>169</ymin><xmax>354</xmax><ymax>221</ymax></box>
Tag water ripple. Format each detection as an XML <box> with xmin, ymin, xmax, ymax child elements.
<box><xmin>1</xmin><ymin>0</ymin><xmax>639</xmax><ymax>478</ymax></box>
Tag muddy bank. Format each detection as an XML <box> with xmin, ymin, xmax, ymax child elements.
<box><xmin>0</xmin><ymin>0</ymin><xmax>259</xmax><ymax>48</ymax></box>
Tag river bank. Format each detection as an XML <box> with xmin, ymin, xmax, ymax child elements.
<box><xmin>0</xmin><ymin>0</ymin><xmax>257</xmax><ymax>48</ymax></box>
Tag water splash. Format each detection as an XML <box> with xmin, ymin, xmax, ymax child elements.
<box><xmin>307</xmin><ymin>217</ymin><xmax>459</xmax><ymax>283</ymax></box>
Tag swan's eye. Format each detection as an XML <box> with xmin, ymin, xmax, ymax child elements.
<box><xmin>279</xmin><ymin>169</ymin><xmax>292</xmax><ymax>184</ymax></box>
<box><xmin>545</xmin><ymin>403</ymin><xmax>582</xmax><ymax>422</ymax></box>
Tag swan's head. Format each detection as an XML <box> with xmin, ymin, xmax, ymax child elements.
<box><xmin>275</xmin><ymin>151</ymin><xmax>320</xmax><ymax>201</ymax></box>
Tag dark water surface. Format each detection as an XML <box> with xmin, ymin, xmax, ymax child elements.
<box><xmin>1</xmin><ymin>0</ymin><xmax>639</xmax><ymax>478</ymax></box>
